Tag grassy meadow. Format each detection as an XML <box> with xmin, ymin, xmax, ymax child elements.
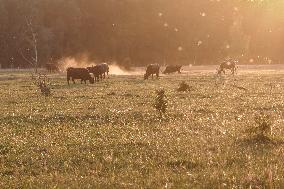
<box><xmin>0</xmin><ymin>66</ymin><xmax>284</xmax><ymax>188</ymax></box>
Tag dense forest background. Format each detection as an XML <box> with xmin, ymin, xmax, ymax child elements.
<box><xmin>0</xmin><ymin>0</ymin><xmax>284</xmax><ymax>68</ymax></box>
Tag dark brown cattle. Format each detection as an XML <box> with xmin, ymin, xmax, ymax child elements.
<box><xmin>217</xmin><ymin>60</ymin><xmax>237</xmax><ymax>75</ymax></box>
<box><xmin>46</xmin><ymin>63</ymin><xmax>59</xmax><ymax>73</ymax></box>
<box><xmin>87</xmin><ymin>63</ymin><xmax>109</xmax><ymax>81</ymax></box>
<box><xmin>98</xmin><ymin>63</ymin><xmax>109</xmax><ymax>78</ymax></box>
<box><xmin>87</xmin><ymin>65</ymin><xmax>104</xmax><ymax>82</ymax></box>
<box><xmin>144</xmin><ymin>64</ymin><xmax>160</xmax><ymax>80</ymax></box>
<box><xmin>163</xmin><ymin>65</ymin><xmax>182</xmax><ymax>74</ymax></box>
<box><xmin>67</xmin><ymin>67</ymin><xmax>94</xmax><ymax>85</ymax></box>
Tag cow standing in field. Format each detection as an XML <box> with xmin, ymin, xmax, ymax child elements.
<box><xmin>163</xmin><ymin>65</ymin><xmax>182</xmax><ymax>74</ymax></box>
<box><xmin>98</xmin><ymin>63</ymin><xmax>109</xmax><ymax>78</ymax></box>
<box><xmin>87</xmin><ymin>65</ymin><xmax>104</xmax><ymax>82</ymax></box>
<box><xmin>87</xmin><ymin>63</ymin><xmax>109</xmax><ymax>81</ymax></box>
<box><xmin>144</xmin><ymin>64</ymin><xmax>160</xmax><ymax>80</ymax></box>
<box><xmin>217</xmin><ymin>60</ymin><xmax>237</xmax><ymax>75</ymax></box>
<box><xmin>67</xmin><ymin>67</ymin><xmax>94</xmax><ymax>85</ymax></box>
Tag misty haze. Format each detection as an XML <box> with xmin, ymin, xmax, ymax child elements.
<box><xmin>1</xmin><ymin>0</ymin><xmax>284</xmax><ymax>188</ymax></box>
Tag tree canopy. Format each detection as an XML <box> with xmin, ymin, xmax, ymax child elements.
<box><xmin>0</xmin><ymin>0</ymin><xmax>283</xmax><ymax>68</ymax></box>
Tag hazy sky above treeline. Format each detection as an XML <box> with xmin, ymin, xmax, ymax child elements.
<box><xmin>0</xmin><ymin>0</ymin><xmax>284</xmax><ymax>68</ymax></box>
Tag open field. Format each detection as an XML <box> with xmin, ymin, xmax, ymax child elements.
<box><xmin>1</xmin><ymin>65</ymin><xmax>284</xmax><ymax>188</ymax></box>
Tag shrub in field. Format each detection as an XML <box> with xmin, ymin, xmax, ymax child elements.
<box><xmin>177</xmin><ymin>81</ymin><xmax>192</xmax><ymax>92</ymax></box>
<box><xmin>248</xmin><ymin>112</ymin><xmax>272</xmax><ymax>140</ymax></box>
<box><xmin>31</xmin><ymin>74</ymin><xmax>51</xmax><ymax>96</ymax></box>
<box><xmin>39</xmin><ymin>81</ymin><xmax>51</xmax><ymax>97</ymax></box>
<box><xmin>154</xmin><ymin>89</ymin><xmax>167</xmax><ymax>115</ymax></box>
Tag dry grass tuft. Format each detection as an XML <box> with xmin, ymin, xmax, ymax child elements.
<box><xmin>154</xmin><ymin>89</ymin><xmax>167</xmax><ymax>115</ymax></box>
<box><xmin>177</xmin><ymin>81</ymin><xmax>192</xmax><ymax>92</ymax></box>
<box><xmin>31</xmin><ymin>73</ymin><xmax>51</xmax><ymax>96</ymax></box>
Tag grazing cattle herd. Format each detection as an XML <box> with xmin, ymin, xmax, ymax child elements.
<box><xmin>63</xmin><ymin>59</ymin><xmax>238</xmax><ymax>84</ymax></box>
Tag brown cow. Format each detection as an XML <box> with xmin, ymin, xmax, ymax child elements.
<box><xmin>67</xmin><ymin>67</ymin><xmax>94</xmax><ymax>85</ymax></box>
<box><xmin>163</xmin><ymin>65</ymin><xmax>182</xmax><ymax>74</ymax></box>
<box><xmin>144</xmin><ymin>64</ymin><xmax>160</xmax><ymax>80</ymax></box>
<box><xmin>87</xmin><ymin>65</ymin><xmax>104</xmax><ymax>82</ymax></box>
<box><xmin>98</xmin><ymin>63</ymin><xmax>109</xmax><ymax>78</ymax></box>
<box><xmin>217</xmin><ymin>59</ymin><xmax>237</xmax><ymax>75</ymax></box>
<box><xmin>87</xmin><ymin>63</ymin><xmax>109</xmax><ymax>81</ymax></box>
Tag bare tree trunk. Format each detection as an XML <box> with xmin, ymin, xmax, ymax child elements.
<box><xmin>29</xmin><ymin>20</ymin><xmax>38</xmax><ymax>73</ymax></box>
<box><xmin>19</xmin><ymin>18</ymin><xmax>39</xmax><ymax>73</ymax></box>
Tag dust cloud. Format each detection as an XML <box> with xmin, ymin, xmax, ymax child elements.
<box><xmin>58</xmin><ymin>57</ymin><xmax>143</xmax><ymax>75</ymax></box>
<box><xmin>109</xmin><ymin>64</ymin><xmax>142</xmax><ymax>75</ymax></box>
<box><xmin>58</xmin><ymin>57</ymin><xmax>89</xmax><ymax>71</ymax></box>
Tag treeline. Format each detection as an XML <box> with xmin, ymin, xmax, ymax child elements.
<box><xmin>0</xmin><ymin>0</ymin><xmax>283</xmax><ymax>68</ymax></box>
